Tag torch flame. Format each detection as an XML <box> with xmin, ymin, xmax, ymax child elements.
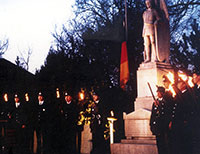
<box><xmin>4</xmin><ymin>93</ymin><xmax>8</xmax><ymax>102</ymax></box>
<box><xmin>79</xmin><ymin>92</ymin><xmax>85</xmax><ymax>101</ymax></box>
<box><xmin>178</xmin><ymin>72</ymin><xmax>194</xmax><ymax>88</ymax></box>
<box><xmin>188</xmin><ymin>76</ymin><xmax>194</xmax><ymax>88</ymax></box>
<box><xmin>56</xmin><ymin>88</ymin><xmax>60</xmax><ymax>98</ymax></box>
<box><xmin>111</xmin><ymin>111</ymin><xmax>114</xmax><ymax>117</ymax></box>
<box><xmin>178</xmin><ymin>73</ymin><xmax>188</xmax><ymax>82</ymax></box>
<box><xmin>168</xmin><ymin>85</ymin><xmax>176</xmax><ymax>97</ymax></box>
<box><xmin>166</xmin><ymin>72</ymin><xmax>176</xmax><ymax>97</ymax></box>
<box><xmin>25</xmin><ymin>93</ymin><xmax>29</xmax><ymax>102</ymax></box>
<box><xmin>166</xmin><ymin>72</ymin><xmax>174</xmax><ymax>84</ymax></box>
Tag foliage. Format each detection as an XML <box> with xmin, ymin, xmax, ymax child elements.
<box><xmin>36</xmin><ymin>0</ymin><xmax>200</xmax><ymax>111</ymax></box>
<box><xmin>168</xmin><ymin>0</ymin><xmax>200</xmax><ymax>40</ymax></box>
<box><xmin>170</xmin><ymin>19</ymin><xmax>200</xmax><ymax>74</ymax></box>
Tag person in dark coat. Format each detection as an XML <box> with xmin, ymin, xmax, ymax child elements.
<box><xmin>9</xmin><ymin>94</ymin><xmax>30</xmax><ymax>154</ymax></box>
<box><xmin>192</xmin><ymin>72</ymin><xmax>200</xmax><ymax>153</ymax></box>
<box><xmin>90</xmin><ymin>91</ymin><xmax>105</xmax><ymax>154</ymax></box>
<box><xmin>33</xmin><ymin>92</ymin><xmax>52</xmax><ymax>154</ymax></box>
<box><xmin>150</xmin><ymin>86</ymin><xmax>171</xmax><ymax>154</ymax></box>
<box><xmin>59</xmin><ymin>92</ymin><xmax>78</xmax><ymax>154</ymax></box>
<box><xmin>2</xmin><ymin>93</ymin><xmax>15</xmax><ymax>153</ymax></box>
<box><xmin>0</xmin><ymin>93</ymin><xmax>9</xmax><ymax>152</ymax></box>
<box><xmin>169</xmin><ymin>79</ymin><xmax>196</xmax><ymax>154</ymax></box>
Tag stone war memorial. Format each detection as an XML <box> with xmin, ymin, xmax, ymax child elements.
<box><xmin>111</xmin><ymin>0</ymin><xmax>174</xmax><ymax>153</ymax></box>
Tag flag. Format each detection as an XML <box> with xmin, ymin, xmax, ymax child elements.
<box><xmin>120</xmin><ymin>41</ymin><xmax>129</xmax><ymax>90</ymax></box>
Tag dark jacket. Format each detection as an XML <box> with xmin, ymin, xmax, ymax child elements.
<box><xmin>150</xmin><ymin>96</ymin><xmax>172</xmax><ymax>135</ymax></box>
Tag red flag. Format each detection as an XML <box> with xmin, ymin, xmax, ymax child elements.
<box><xmin>120</xmin><ymin>41</ymin><xmax>129</xmax><ymax>90</ymax></box>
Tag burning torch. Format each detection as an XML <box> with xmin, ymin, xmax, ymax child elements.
<box><xmin>178</xmin><ymin>72</ymin><xmax>194</xmax><ymax>88</ymax></box>
<box><xmin>3</xmin><ymin>93</ymin><xmax>8</xmax><ymax>102</ymax></box>
<box><xmin>166</xmin><ymin>72</ymin><xmax>176</xmax><ymax>97</ymax></box>
<box><xmin>56</xmin><ymin>88</ymin><xmax>60</xmax><ymax>99</ymax></box>
<box><xmin>107</xmin><ymin>111</ymin><xmax>117</xmax><ymax>144</ymax></box>
<box><xmin>78</xmin><ymin>89</ymin><xmax>85</xmax><ymax>101</ymax></box>
<box><xmin>25</xmin><ymin>93</ymin><xmax>29</xmax><ymax>102</ymax></box>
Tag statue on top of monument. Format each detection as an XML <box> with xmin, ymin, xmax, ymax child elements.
<box><xmin>142</xmin><ymin>0</ymin><xmax>170</xmax><ymax>63</ymax></box>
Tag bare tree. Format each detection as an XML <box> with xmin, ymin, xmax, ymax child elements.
<box><xmin>18</xmin><ymin>47</ymin><xmax>32</xmax><ymax>71</ymax></box>
<box><xmin>0</xmin><ymin>38</ymin><xmax>9</xmax><ymax>57</ymax></box>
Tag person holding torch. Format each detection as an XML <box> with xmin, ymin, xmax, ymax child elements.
<box><xmin>150</xmin><ymin>86</ymin><xmax>171</xmax><ymax>154</ymax></box>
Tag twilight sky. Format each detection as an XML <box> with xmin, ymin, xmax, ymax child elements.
<box><xmin>0</xmin><ymin>0</ymin><xmax>75</xmax><ymax>74</ymax></box>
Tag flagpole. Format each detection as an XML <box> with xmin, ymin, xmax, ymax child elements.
<box><xmin>124</xmin><ymin>0</ymin><xmax>128</xmax><ymax>41</ymax></box>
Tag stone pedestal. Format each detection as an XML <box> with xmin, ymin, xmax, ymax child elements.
<box><xmin>136</xmin><ymin>62</ymin><xmax>174</xmax><ymax>110</ymax></box>
<box><xmin>111</xmin><ymin>62</ymin><xmax>174</xmax><ymax>154</ymax></box>
<box><xmin>111</xmin><ymin>140</ymin><xmax>157</xmax><ymax>154</ymax></box>
<box><xmin>124</xmin><ymin>109</ymin><xmax>153</xmax><ymax>139</ymax></box>
<box><xmin>81</xmin><ymin>124</ymin><xmax>92</xmax><ymax>154</ymax></box>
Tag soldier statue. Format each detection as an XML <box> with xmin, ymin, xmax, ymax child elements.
<box><xmin>143</xmin><ymin>0</ymin><xmax>170</xmax><ymax>63</ymax></box>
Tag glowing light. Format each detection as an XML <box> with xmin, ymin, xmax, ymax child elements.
<box><xmin>111</xmin><ymin>111</ymin><xmax>114</xmax><ymax>117</ymax></box>
<box><xmin>107</xmin><ymin>111</ymin><xmax>117</xmax><ymax>144</ymax></box>
<box><xmin>25</xmin><ymin>93</ymin><xmax>29</xmax><ymax>102</ymax></box>
<box><xmin>188</xmin><ymin>76</ymin><xmax>194</xmax><ymax>88</ymax></box>
<box><xmin>169</xmin><ymin>85</ymin><xmax>176</xmax><ymax>97</ymax></box>
<box><xmin>178</xmin><ymin>72</ymin><xmax>194</xmax><ymax>88</ymax></box>
<box><xmin>178</xmin><ymin>72</ymin><xmax>188</xmax><ymax>81</ymax></box>
<box><xmin>166</xmin><ymin>72</ymin><xmax>174</xmax><ymax>84</ymax></box>
<box><xmin>3</xmin><ymin>93</ymin><xmax>8</xmax><ymax>102</ymax></box>
<box><xmin>56</xmin><ymin>88</ymin><xmax>60</xmax><ymax>98</ymax></box>
<box><xmin>78</xmin><ymin>90</ymin><xmax>85</xmax><ymax>101</ymax></box>
<box><xmin>166</xmin><ymin>72</ymin><xmax>176</xmax><ymax>97</ymax></box>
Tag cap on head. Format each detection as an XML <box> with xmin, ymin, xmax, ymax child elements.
<box><xmin>38</xmin><ymin>92</ymin><xmax>43</xmax><ymax>96</ymax></box>
<box><xmin>157</xmin><ymin>86</ymin><xmax>165</xmax><ymax>93</ymax></box>
<box><xmin>64</xmin><ymin>92</ymin><xmax>70</xmax><ymax>96</ymax></box>
<box><xmin>92</xmin><ymin>91</ymin><xmax>97</xmax><ymax>95</ymax></box>
<box><xmin>14</xmin><ymin>94</ymin><xmax>19</xmax><ymax>98</ymax></box>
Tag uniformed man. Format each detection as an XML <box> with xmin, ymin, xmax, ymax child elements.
<box><xmin>59</xmin><ymin>92</ymin><xmax>77</xmax><ymax>154</ymax></box>
<box><xmin>10</xmin><ymin>94</ymin><xmax>29</xmax><ymax>154</ymax></box>
<box><xmin>0</xmin><ymin>93</ymin><xmax>8</xmax><ymax>152</ymax></box>
<box><xmin>150</xmin><ymin>86</ymin><xmax>171</xmax><ymax>154</ymax></box>
<box><xmin>33</xmin><ymin>92</ymin><xmax>52</xmax><ymax>154</ymax></box>
<box><xmin>1</xmin><ymin>93</ymin><xmax>13</xmax><ymax>153</ymax></box>
<box><xmin>192</xmin><ymin>72</ymin><xmax>200</xmax><ymax>153</ymax></box>
<box><xmin>90</xmin><ymin>91</ymin><xmax>105</xmax><ymax>154</ymax></box>
<box><xmin>169</xmin><ymin>79</ymin><xmax>196</xmax><ymax>154</ymax></box>
<box><xmin>193</xmin><ymin>72</ymin><xmax>200</xmax><ymax>100</ymax></box>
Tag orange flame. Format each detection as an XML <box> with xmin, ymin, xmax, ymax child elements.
<box><xmin>56</xmin><ymin>88</ymin><xmax>60</xmax><ymax>98</ymax></box>
<box><xmin>79</xmin><ymin>91</ymin><xmax>85</xmax><ymax>101</ymax></box>
<box><xmin>111</xmin><ymin>111</ymin><xmax>114</xmax><ymax>117</ymax></box>
<box><xmin>188</xmin><ymin>76</ymin><xmax>194</xmax><ymax>88</ymax></box>
<box><xmin>178</xmin><ymin>73</ymin><xmax>188</xmax><ymax>82</ymax></box>
<box><xmin>166</xmin><ymin>72</ymin><xmax>176</xmax><ymax>97</ymax></box>
<box><xmin>166</xmin><ymin>72</ymin><xmax>174</xmax><ymax>84</ymax></box>
<box><xmin>25</xmin><ymin>93</ymin><xmax>29</xmax><ymax>102</ymax></box>
<box><xmin>4</xmin><ymin>93</ymin><xmax>8</xmax><ymax>102</ymax></box>
<box><xmin>168</xmin><ymin>85</ymin><xmax>176</xmax><ymax>97</ymax></box>
<box><xmin>178</xmin><ymin>72</ymin><xmax>194</xmax><ymax>88</ymax></box>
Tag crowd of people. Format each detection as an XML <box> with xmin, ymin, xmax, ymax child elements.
<box><xmin>0</xmin><ymin>89</ymin><xmax>107</xmax><ymax>154</ymax></box>
<box><xmin>150</xmin><ymin>71</ymin><xmax>200</xmax><ymax>154</ymax></box>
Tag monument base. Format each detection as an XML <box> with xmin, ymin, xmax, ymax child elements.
<box><xmin>110</xmin><ymin>109</ymin><xmax>158</xmax><ymax>154</ymax></box>
<box><xmin>111</xmin><ymin>62</ymin><xmax>174</xmax><ymax>154</ymax></box>
<box><xmin>137</xmin><ymin>62</ymin><xmax>174</xmax><ymax>100</ymax></box>
<box><xmin>111</xmin><ymin>138</ymin><xmax>157</xmax><ymax>154</ymax></box>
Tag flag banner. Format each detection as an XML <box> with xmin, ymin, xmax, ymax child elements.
<box><xmin>120</xmin><ymin>41</ymin><xmax>129</xmax><ymax>90</ymax></box>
